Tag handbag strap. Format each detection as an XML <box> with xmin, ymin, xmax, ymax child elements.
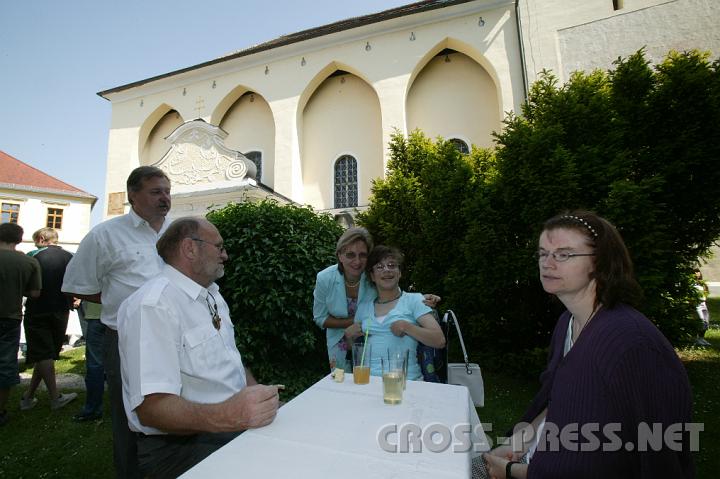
<box><xmin>443</xmin><ymin>310</ymin><xmax>472</xmax><ymax>373</ymax></box>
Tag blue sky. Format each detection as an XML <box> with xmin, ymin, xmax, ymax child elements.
<box><xmin>0</xmin><ymin>0</ymin><xmax>410</xmax><ymax>225</ymax></box>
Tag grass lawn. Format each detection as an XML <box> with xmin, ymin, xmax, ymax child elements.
<box><xmin>678</xmin><ymin>296</ymin><xmax>720</xmax><ymax>477</ymax></box>
<box><xmin>0</xmin><ymin>347</ymin><xmax>113</xmax><ymax>478</ymax></box>
<box><xmin>3</xmin><ymin>310</ymin><xmax>719</xmax><ymax>477</ymax></box>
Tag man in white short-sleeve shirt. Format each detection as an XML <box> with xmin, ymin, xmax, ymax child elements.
<box><xmin>62</xmin><ymin>166</ymin><xmax>171</xmax><ymax>478</ymax></box>
<box><xmin>118</xmin><ymin>217</ymin><xmax>279</xmax><ymax>478</ymax></box>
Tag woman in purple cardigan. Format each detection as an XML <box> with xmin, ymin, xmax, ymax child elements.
<box><xmin>483</xmin><ymin>211</ymin><xmax>694</xmax><ymax>479</ymax></box>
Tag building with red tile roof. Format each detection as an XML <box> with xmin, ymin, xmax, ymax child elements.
<box><xmin>0</xmin><ymin>150</ymin><xmax>96</xmax><ymax>252</ymax></box>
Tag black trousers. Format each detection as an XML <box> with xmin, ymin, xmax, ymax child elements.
<box><xmin>136</xmin><ymin>431</ymin><xmax>241</xmax><ymax>478</ymax></box>
<box><xmin>105</xmin><ymin>328</ymin><xmax>141</xmax><ymax>478</ymax></box>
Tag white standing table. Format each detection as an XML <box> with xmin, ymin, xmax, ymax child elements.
<box><xmin>182</xmin><ymin>374</ymin><xmax>488</xmax><ymax>478</ymax></box>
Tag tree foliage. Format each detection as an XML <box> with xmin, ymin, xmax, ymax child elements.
<box><xmin>359</xmin><ymin>50</ymin><xmax>720</xmax><ymax>362</ymax></box>
<box><xmin>207</xmin><ymin>200</ymin><xmax>343</xmax><ymax>396</ymax></box>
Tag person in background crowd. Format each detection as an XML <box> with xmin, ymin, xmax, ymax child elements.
<box><xmin>27</xmin><ymin>229</ymin><xmax>48</xmax><ymax>257</ymax></box>
<box><xmin>482</xmin><ymin>211</ymin><xmax>694</xmax><ymax>479</ymax></box>
<box><xmin>20</xmin><ymin>227</ymin><xmax>77</xmax><ymax>411</ymax></box>
<box><xmin>62</xmin><ymin>165</ymin><xmax>171</xmax><ymax>478</ymax></box>
<box><xmin>73</xmin><ymin>300</ymin><xmax>105</xmax><ymax>421</ymax></box>
<box><xmin>0</xmin><ymin>223</ymin><xmax>41</xmax><ymax>426</ymax></box>
<box><xmin>694</xmin><ymin>269</ymin><xmax>710</xmax><ymax>346</ymax></box>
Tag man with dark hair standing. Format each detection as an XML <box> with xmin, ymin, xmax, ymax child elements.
<box><xmin>0</xmin><ymin>223</ymin><xmax>41</xmax><ymax>426</ymax></box>
<box><xmin>63</xmin><ymin>166</ymin><xmax>171</xmax><ymax>477</ymax></box>
<box><xmin>118</xmin><ymin>217</ymin><xmax>279</xmax><ymax>477</ymax></box>
<box><xmin>20</xmin><ymin>227</ymin><xmax>77</xmax><ymax>411</ymax></box>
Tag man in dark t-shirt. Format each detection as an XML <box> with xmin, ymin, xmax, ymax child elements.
<box><xmin>20</xmin><ymin>227</ymin><xmax>77</xmax><ymax>411</ymax></box>
<box><xmin>0</xmin><ymin>223</ymin><xmax>41</xmax><ymax>426</ymax></box>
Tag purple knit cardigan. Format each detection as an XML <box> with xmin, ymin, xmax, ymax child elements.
<box><xmin>518</xmin><ymin>304</ymin><xmax>695</xmax><ymax>479</ymax></box>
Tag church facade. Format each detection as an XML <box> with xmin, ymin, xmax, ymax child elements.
<box><xmin>98</xmin><ymin>0</ymin><xmax>719</xmax><ymax>220</ymax></box>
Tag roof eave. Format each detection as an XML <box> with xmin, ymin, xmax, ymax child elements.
<box><xmin>0</xmin><ymin>182</ymin><xmax>98</xmax><ymax>205</ymax></box>
<box><xmin>97</xmin><ymin>0</ymin><xmax>476</xmax><ymax>99</ymax></box>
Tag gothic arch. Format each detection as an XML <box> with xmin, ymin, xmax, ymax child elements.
<box><xmin>299</xmin><ymin>66</ymin><xmax>382</xmax><ymax>210</ymax></box>
<box><xmin>210</xmin><ymin>84</ymin><xmax>254</xmax><ymax>126</ymax></box>
<box><xmin>139</xmin><ymin>104</ymin><xmax>184</xmax><ymax>165</ymax></box>
<box><xmin>407</xmin><ymin>37</ymin><xmax>503</xmax><ymax>108</ymax></box>
<box><xmin>215</xmin><ymin>90</ymin><xmax>275</xmax><ymax>186</ymax></box>
<box><xmin>406</xmin><ymin>38</ymin><xmax>503</xmax><ymax>149</ymax></box>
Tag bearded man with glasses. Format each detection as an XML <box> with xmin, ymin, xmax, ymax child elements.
<box><xmin>117</xmin><ymin>217</ymin><xmax>279</xmax><ymax>478</ymax></box>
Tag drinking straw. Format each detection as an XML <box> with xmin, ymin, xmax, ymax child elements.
<box><xmin>360</xmin><ymin>326</ymin><xmax>370</xmax><ymax>367</ymax></box>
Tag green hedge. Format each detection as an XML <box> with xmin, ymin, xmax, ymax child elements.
<box><xmin>359</xmin><ymin>50</ymin><xmax>720</xmax><ymax>366</ymax></box>
<box><xmin>207</xmin><ymin>200</ymin><xmax>342</xmax><ymax>397</ymax></box>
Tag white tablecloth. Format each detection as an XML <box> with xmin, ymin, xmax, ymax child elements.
<box><xmin>182</xmin><ymin>374</ymin><xmax>489</xmax><ymax>478</ymax></box>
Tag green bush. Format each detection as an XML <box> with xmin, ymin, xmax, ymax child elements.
<box><xmin>359</xmin><ymin>50</ymin><xmax>720</xmax><ymax>364</ymax></box>
<box><xmin>207</xmin><ymin>200</ymin><xmax>343</xmax><ymax>397</ymax></box>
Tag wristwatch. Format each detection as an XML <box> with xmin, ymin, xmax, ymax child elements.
<box><xmin>506</xmin><ymin>460</ymin><xmax>521</xmax><ymax>479</ymax></box>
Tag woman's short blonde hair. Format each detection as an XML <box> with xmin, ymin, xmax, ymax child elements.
<box><xmin>336</xmin><ymin>227</ymin><xmax>373</xmax><ymax>256</ymax></box>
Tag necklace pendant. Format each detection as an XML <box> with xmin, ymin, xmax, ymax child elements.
<box><xmin>212</xmin><ymin>314</ymin><xmax>221</xmax><ymax>330</ymax></box>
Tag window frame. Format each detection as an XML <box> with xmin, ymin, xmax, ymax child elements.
<box><xmin>333</xmin><ymin>154</ymin><xmax>359</xmax><ymax>209</ymax></box>
<box><xmin>46</xmin><ymin>207</ymin><xmax>64</xmax><ymax>229</ymax></box>
<box><xmin>1</xmin><ymin>202</ymin><xmax>20</xmax><ymax>224</ymax></box>
<box><xmin>449</xmin><ymin>138</ymin><xmax>470</xmax><ymax>155</ymax></box>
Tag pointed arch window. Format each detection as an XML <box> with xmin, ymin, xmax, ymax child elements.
<box><xmin>244</xmin><ymin>151</ymin><xmax>262</xmax><ymax>182</ymax></box>
<box><xmin>334</xmin><ymin>155</ymin><xmax>358</xmax><ymax>208</ymax></box>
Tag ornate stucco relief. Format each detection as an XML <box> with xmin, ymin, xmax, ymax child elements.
<box><xmin>152</xmin><ymin>119</ymin><xmax>256</xmax><ymax>187</ymax></box>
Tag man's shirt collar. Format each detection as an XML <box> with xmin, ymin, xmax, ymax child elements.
<box><xmin>162</xmin><ymin>263</ymin><xmax>219</xmax><ymax>302</ymax></box>
<box><xmin>128</xmin><ymin>207</ymin><xmax>169</xmax><ymax>231</ymax></box>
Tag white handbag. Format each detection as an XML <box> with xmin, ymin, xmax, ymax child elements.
<box><xmin>444</xmin><ymin>310</ymin><xmax>484</xmax><ymax>407</ymax></box>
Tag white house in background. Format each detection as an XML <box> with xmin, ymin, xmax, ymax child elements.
<box><xmin>96</xmin><ymin>0</ymin><xmax>719</xmax><ymax>222</ymax></box>
<box><xmin>0</xmin><ymin>150</ymin><xmax>97</xmax><ymax>253</ymax></box>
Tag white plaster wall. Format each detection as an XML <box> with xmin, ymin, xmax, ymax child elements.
<box><xmin>219</xmin><ymin>92</ymin><xmax>275</xmax><ymax>184</ymax></box>
<box><xmin>519</xmin><ymin>0</ymin><xmax>719</xmax><ymax>83</ymax></box>
<box><xmin>558</xmin><ymin>0</ymin><xmax>720</xmax><ymax>79</ymax></box>
<box><xmin>407</xmin><ymin>51</ymin><xmax>501</xmax><ymax>148</ymax></box>
<box><xmin>301</xmin><ymin>73</ymin><xmax>383</xmax><ymax>209</ymax></box>
<box><xmin>1</xmin><ymin>189</ymin><xmax>93</xmax><ymax>252</ymax></box>
<box><xmin>518</xmin><ymin>0</ymin><xmax>608</xmax><ymax>83</ymax></box>
<box><xmin>101</xmin><ymin>1</ymin><xmax>522</xmax><ymax>218</ymax></box>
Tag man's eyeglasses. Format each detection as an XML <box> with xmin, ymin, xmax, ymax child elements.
<box><xmin>341</xmin><ymin>251</ymin><xmax>368</xmax><ymax>261</ymax></box>
<box><xmin>372</xmin><ymin>262</ymin><xmax>399</xmax><ymax>272</ymax></box>
<box><xmin>190</xmin><ymin>237</ymin><xmax>226</xmax><ymax>254</ymax></box>
<box><xmin>537</xmin><ymin>250</ymin><xmax>595</xmax><ymax>262</ymax></box>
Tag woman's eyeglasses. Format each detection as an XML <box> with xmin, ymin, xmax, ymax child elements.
<box><xmin>372</xmin><ymin>262</ymin><xmax>399</xmax><ymax>272</ymax></box>
<box><xmin>537</xmin><ymin>250</ymin><xmax>595</xmax><ymax>262</ymax></box>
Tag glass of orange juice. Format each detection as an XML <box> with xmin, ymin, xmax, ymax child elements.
<box><xmin>352</xmin><ymin>341</ymin><xmax>371</xmax><ymax>385</ymax></box>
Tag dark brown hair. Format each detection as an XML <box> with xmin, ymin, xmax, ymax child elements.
<box><xmin>543</xmin><ymin>210</ymin><xmax>642</xmax><ymax>308</ymax></box>
<box><xmin>126</xmin><ymin>166</ymin><xmax>170</xmax><ymax>204</ymax></box>
<box><xmin>365</xmin><ymin>245</ymin><xmax>404</xmax><ymax>283</ymax></box>
<box><xmin>0</xmin><ymin>222</ymin><xmax>23</xmax><ymax>244</ymax></box>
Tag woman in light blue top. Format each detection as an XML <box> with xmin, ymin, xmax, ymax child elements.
<box><xmin>313</xmin><ymin>227</ymin><xmax>376</xmax><ymax>371</ymax></box>
<box><xmin>348</xmin><ymin>246</ymin><xmax>445</xmax><ymax>380</ymax></box>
